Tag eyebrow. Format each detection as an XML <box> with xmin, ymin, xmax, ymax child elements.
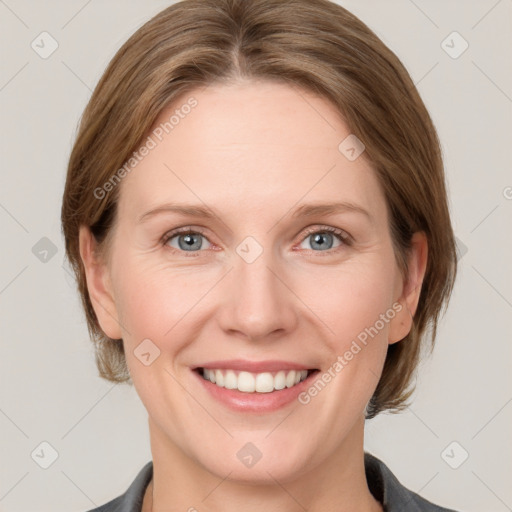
<box><xmin>291</xmin><ymin>202</ymin><xmax>371</xmax><ymax>220</ymax></box>
<box><xmin>137</xmin><ymin>201</ymin><xmax>372</xmax><ymax>223</ymax></box>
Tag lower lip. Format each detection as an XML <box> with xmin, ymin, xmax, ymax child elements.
<box><xmin>192</xmin><ymin>369</ymin><xmax>319</xmax><ymax>413</ymax></box>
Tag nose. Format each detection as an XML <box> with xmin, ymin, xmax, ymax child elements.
<box><xmin>216</xmin><ymin>245</ymin><xmax>299</xmax><ymax>342</ymax></box>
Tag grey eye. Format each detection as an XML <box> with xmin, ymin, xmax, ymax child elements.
<box><xmin>167</xmin><ymin>232</ymin><xmax>212</xmax><ymax>252</ymax></box>
<box><xmin>300</xmin><ymin>231</ymin><xmax>343</xmax><ymax>251</ymax></box>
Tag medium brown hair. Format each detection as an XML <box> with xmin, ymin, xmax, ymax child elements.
<box><xmin>61</xmin><ymin>0</ymin><xmax>457</xmax><ymax>418</ymax></box>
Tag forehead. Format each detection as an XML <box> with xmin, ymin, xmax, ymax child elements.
<box><xmin>117</xmin><ymin>80</ymin><xmax>385</xmax><ymax>223</ymax></box>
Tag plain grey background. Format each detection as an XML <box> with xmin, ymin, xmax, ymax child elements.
<box><xmin>0</xmin><ymin>0</ymin><xmax>511</xmax><ymax>511</ymax></box>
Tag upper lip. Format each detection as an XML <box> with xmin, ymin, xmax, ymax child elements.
<box><xmin>193</xmin><ymin>359</ymin><xmax>317</xmax><ymax>373</ymax></box>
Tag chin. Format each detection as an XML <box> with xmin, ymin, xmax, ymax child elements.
<box><xmin>192</xmin><ymin>437</ymin><xmax>313</xmax><ymax>485</ymax></box>
<box><xmin>205</xmin><ymin>457</ymin><xmax>309</xmax><ymax>485</ymax></box>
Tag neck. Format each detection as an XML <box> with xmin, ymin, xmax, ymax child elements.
<box><xmin>143</xmin><ymin>416</ymin><xmax>382</xmax><ymax>512</ymax></box>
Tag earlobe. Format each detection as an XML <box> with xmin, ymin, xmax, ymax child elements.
<box><xmin>388</xmin><ymin>232</ymin><xmax>428</xmax><ymax>345</ymax></box>
<box><xmin>78</xmin><ymin>226</ymin><xmax>123</xmax><ymax>340</ymax></box>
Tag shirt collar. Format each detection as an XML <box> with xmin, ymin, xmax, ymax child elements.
<box><xmin>93</xmin><ymin>452</ymin><xmax>448</xmax><ymax>511</ymax></box>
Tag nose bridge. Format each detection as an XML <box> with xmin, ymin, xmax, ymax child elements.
<box><xmin>219</xmin><ymin>236</ymin><xmax>297</xmax><ymax>339</ymax></box>
<box><xmin>236</xmin><ymin>242</ymin><xmax>277</xmax><ymax>298</ymax></box>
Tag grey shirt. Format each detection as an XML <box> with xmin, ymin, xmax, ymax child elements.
<box><xmin>86</xmin><ymin>452</ymin><xmax>459</xmax><ymax>511</ymax></box>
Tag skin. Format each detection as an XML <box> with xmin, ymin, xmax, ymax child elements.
<box><xmin>79</xmin><ymin>80</ymin><xmax>428</xmax><ymax>512</ymax></box>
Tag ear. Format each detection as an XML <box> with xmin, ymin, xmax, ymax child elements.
<box><xmin>78</xmin><ymin>225</ymin><xmax>123</xmax><ymax>340</ymax></box>
<box><xmin>388</xmin><ymin>231</ymin><xmax>428</xmax><ymax>345</ymax></box>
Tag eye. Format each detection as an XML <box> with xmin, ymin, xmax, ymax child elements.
<box><xmin>162</xmin><ymin>227</ymin><xmax>213</xmax><ymax>253</ymax></box>
<box><xmin>161</xmin><ymin>225</ymin><xmax>352</xmax><ymax>255</ymax></box>
<box><xmin>297</xmin><ymin>226</ymin><xmax>351</xmax><ymax>253</ymax></box>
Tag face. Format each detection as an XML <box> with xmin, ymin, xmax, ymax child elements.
<box><xmin>81</xmin><ymin>80</ymin><xmax>426</xmax><ymax>483</ymax></box>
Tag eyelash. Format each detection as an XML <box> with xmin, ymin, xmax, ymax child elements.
<box><xmin>160</xmin><ymin>225</ymin><xmax>352</xmax><ymax>256</ymax></box>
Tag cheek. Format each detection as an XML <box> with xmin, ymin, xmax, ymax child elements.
<box><xmin>111</xmin><ymin>264</ymin><xmax>202</xmax><ymax>399</ymax></box>
<box><xmin>110</xmin><ymin>250</ymin><xmax>218</xmax><ymax>365</ymax></box>
<box><xmin>114</xmin><ymin>268</ymin><xmax>198</xmax><ymax>338</ymax></box>
<box><xmin>301</xmin><ymin>255</ymin><xmax>397</xmax><ymax>346</ymax></box>
<box><xmin>115</xmin><ymin>273</ymin><xmax>167</xmax><ymax>335</ymax></box>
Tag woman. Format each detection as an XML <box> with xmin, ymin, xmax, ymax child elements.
<box><xmin>61</xmin><ymin>0</ymin><xmax>459</xmax><ymax>510</ymax></box>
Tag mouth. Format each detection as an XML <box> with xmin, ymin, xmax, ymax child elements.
<box><xmin>193</xmin><ymin>367</ymin><xmax>320</xmax><ymax>394</ymax></box>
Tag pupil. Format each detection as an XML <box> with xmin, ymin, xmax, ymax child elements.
<box><xmin>312</xmin><ymin>233</ymin><xmax>332</xmax><ymax>250</ymax></box>
<box><xmin>180</xmin><ymin>233</ymin><xmax>201</xmax><ymax>250</ymax></box>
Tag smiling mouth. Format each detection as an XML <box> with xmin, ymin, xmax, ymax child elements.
<box><xmin>194</xmin><ymin>368</ymin><xmax>319</xmax><ymax>393</ymax></box>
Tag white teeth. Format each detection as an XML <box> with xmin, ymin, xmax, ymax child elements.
<box><xmin>274</xmin><ymin>371</ymin><xmax>286</xmax><ymax>390</ymax></box>
<box><xmin>255</xmin><ymin>372</ymin><xmax>274</xmax><ymax>393</ymax></box>
<box><xmin>201</xmin><ymin>368</ymin><xmax>309</xmax><ymax>393</ymax></box>
<box><xmin>286</xmin><ymin>371</ymin><xmax>296</xmax><ymax>388</ymax></box>
<box><xmin>224</xmin><ymin>370</ymin><xmax>237</xmax><ymax>390</ymax></box>
<box><xmin>238</xmin><ymin>371</ymin><xmax>255</xmax><ymax>392</ymax></box>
